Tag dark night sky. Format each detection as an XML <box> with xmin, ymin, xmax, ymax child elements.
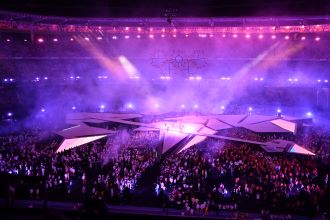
<box><xmin>0</xmin><ymin>0</ymin><xmax>329</xmax><ymax>18</ymax></box>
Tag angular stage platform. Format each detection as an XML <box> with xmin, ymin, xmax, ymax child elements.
<box><xmin>55</xmin><ymin>112</ymin><xmax>314</xmax><ymax>156</ymax></box>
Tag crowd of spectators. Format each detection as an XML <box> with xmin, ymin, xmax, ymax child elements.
<box><xmin>0</xmin><ymin>129</ymin><xmax>159</xmax><ymax>205</ymax></box>
<box><xmin>1</xmin><ymin>123</ymin><xmax>329</xmax><ymax>219</ymax></box>
<box><xmin>157</xmin><ymin>139</ymin><xmax>329</xmax><ymax>218</ymax></box>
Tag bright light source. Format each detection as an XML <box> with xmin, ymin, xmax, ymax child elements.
<box><xmin>181</xmin><ymin>104</ymin><xmax>185</xmax><ymax>109</ymax></box>
<box><xmin>7</xmin><ymin>112</ymin><xmax>12</xmax><ymax>117</ymax></box>
<box><xmin>70</xmin><ymin>76</ymin><xmax>74</xmax><ymax>79</ymax></box>
<box><xmin>37</xmin><ymin>38</ymin><xmax>44</xmax><ymax>43</ymax></box>
<box><xmin>288</xmin><ymin>78</ymin><xmax>293</xmax><ymax>82</ymax></box>
<box><xmin>194</xmin><ymin>104</ymin><xmax>198</xmax><ymax>109</ymax></box>
<box><xmin>6</xmin><ymin>39</ymin><xmax>10</xmax><ymax>42</ymax></box>
<box><xmin>315</xmin><ymin>37</ymin><xmax>320</xmax><ymax>41</ymax></box>
<box><xmin>233</xmin><ymin>34</ymin><xmax>238</xmax><ymax>38</ymax></box>
<box><xmin>154</xmin><ymin>104</ymin><xmax>159</xmax><ymax>108</ymax></box>
<box><xmin>185</xmin><ymin>34</ymin><xmax>189</xmax><ymax>37</ymax></box>
<box><xmin>70</xmin><ymin>38</ymin><xmax>74</xmax><ymax>41</ymax></box>
<box><xmin>127</xmin><ymin>104</ymin><xmax>133</xmax><ymax>109</ymax></box>
<box><xmin>173</xmin><ymin>34</ymin><xmax>176</xmax><ymax>38</ymax></box>
<box><xmin>112</xmin><ymin>36</ymin><xmax>117</xmax><ymax>39</ymax></box>
<box><xmin>325</xmin><ymin>80</ymin><xmax>328</xmax><ymax>83</ymax></box>
<box><xmin>137</xmin><ymin>27</ymin><xmax>141</xmax><ymax>31</ymax></box>
<box><xmin>277</xmin><ymin>109</ymin><xmax>281</xmax><ymax>113</ymax></box>
<box><xmin>258</xmin><ymin>34</ymin><xmax>263</xmax><ymax>39</ymax></box>
<box><xmin>196</xmin><ymin>76</ymin><xmax>202</xmax><ymax>80</ymax></box>
<box><xmin>209</xmin><ymin>34</ymin><xmax>213</xmax><ymax>37</ymax></box>
<box><xmin>24</xmin><ymin>39</ymin><xmax>28</xmax><ymax>42</ymax></box>
<box><xmin>220</xmin><ymin>106</ymin><xmax>225</xmax><ymax>110</ymax></box>
<box><xmin>248</xmin><ymin>107</ymin><xmax>253</xmax><ymax>111</ymax></box>
<box><xmin>149</xmin><ymin>34</ymin><xmax>154</xmax><ymax>38</ymax></box>
<box><xmin>307</xmin><ymin>112</ymin><xmax>312</xmax><ymax>116</ymax></box>
<box><xmin>226</xmin><ymin>77</ymin><xmax>231</xmax><ymax>80</ymax></box>
<box><xmin>100</xmin><ymin>105</ymin><xmax>105</xmax><ymax>109</ymax></box>
<box><xmin>44</xmin><ymin>77</ymin><xmax>48</xmax><ymax>80</ymax></box>
<box><xmin>9</xmin><ymin>78</ymin><xmax>14</xmax><ymax>82</ymax></box>
<box><xmin>124</xmin><ymin>35</ymin><xmax>130</xmax><ymax>39</ymax></box>
<box><xmin>84</xmin><ymin>37</ymin><xmax>90</xmax><ymax>41</ymax></box>
<box><xmin>41</xmin><ymin>108</ymin><xmax>45</xmax><ymax>112</ymax></box>
<box><xmin>271</xmin><ymin>35</ymin><xmax>276</xmax><ymax>39</ymax></box>
<box><xmin>35</xmin><ymin>77</ymin><xmax>40</xmax><ymax>81</ymax></box>
<box><xmin>245</xmin><ymin>34</ymin><xmax>250</xmax><ymax>39</ymax></box>
<box><xmin>161</xmin><ymin>34</ymin><xmax>165</xmax><ymax>38</ymax></box>
<box><xmin>189</xmin><ymin>76</ymin><xmax>195</xmax><ymax>80</ymax></box>
<box><xmin>317</xmin><ymin>79</ymin><xmax>321</xmax><ymax>82</ymax></box>
<box><xmin>222</xmin><ymin>34</ymin><xmax>226</xmax><ymax>38</ymax></box>
<box><xmin>125</xmin><ymin>27</ymin><xmax>129</xmax><ymax>31</ymax></box>
<box><xmin>53</xmin><ymin>38</ymin><xmax>58</xmax><ymax>42</ymax></box>
<box><xmin>199</xmin><ymin>34</ymin><xmax>207</xmax><ymax>38</ymax></box>
<box><xmin>97</xmin><ymin>36</ymin><xmax>102</xmax><ymax>40</ymax></box>
<box><xmin>294</xmin><ymin>78</ymin><xmax>298</xmax><ymax>82</ymax></box>
<box><xmin>260</xmin><ymin>78</ymin><xmax>264</xmax><ymax>81</ymax></box>
<box><xmin>301</xmin><ymin>36</ymin><xmax>306</xmax><ymax>40</ymax></box>
<box><xmin>72</xmin><ymin>106</ymin><xmax>76</xmax><ymax>110</ymax></box>
<box><xmin>137</xmin><ymin>35</ymin><xmax>141</xmax><ymax>38</ymax></box>
<box><xmin>254</xmin><ymin>77</ymin><xmax>259</xmax><ymax>81</ymax></box>
<box><xmin>285</xmin><ymin>35</ymin><xmax>290</xmax><ymax>40</ymax></box>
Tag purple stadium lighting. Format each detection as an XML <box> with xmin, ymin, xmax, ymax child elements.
<box><xmin>194</xmin><ymin>104</ymin><xmax>198</xmax><ymax>109</ymax></box>
<box><xmin>222</xmin><ymin>34</ymin><xmax>226</xmax><ymax>38</ymax></box>
<box><xmin>44</xmin><ymin>77</ymin><xmax>48</xmax><ymax>80</ymax></box>
<box><xmin>72</xmin><ymin>106</ymin><xmax>76</xmax><ymax>110</ymax></box>
<box><xmin>41</xmin><ymin>108</ymin><xmax>45</xmax><ymax>112</ymax></box>
<box><xmin>245</xmin><ymin>34</ymin><xmax>251</xmax><ymax>39</ymax></box>
<box><xmin>100</xmin><ymin>105</ymin><xmax>105</xmax><ymax>109</ymax></box>
<box><xmin>221</xmin><ymin>106</ymin><xmax>225</xmax><ymax>110</ymax></box>
<box><xmin>173</xmin><ymin>34</ymin><xmax>176</xmax><ymax>38</ymax></box>
<box><xmin>137</xmin><ymin>35</ymin><xmax>141</xmax><ymax>38</ymax></box>
<box><xmin>53</xmin><ymin>38</ymin><xmax>58</xmax><ymax>42</ymax></box>
<box><xmin>315</xmin><ymin>37</ymin><xmax>320</xmax><ymax>41</ymax></box>
<box><xmin>4</xmin><ymin>78</ymin><xmax>8</xmax><ymax>82</ymax></box>
<box><xmin>9</xmin><ymin>78</ymin><xmax>14</xmax><ymax>82</ymax></box>
<box><xmin>37</xmin><ymin>38</ymin><xmax>44</xmax><ymax>43</ymax></box>
<box><xmin>7</xmin><ymin>112</ymin><xmax>12</xmax><ymax>117</ymax></box>
<box><xmin>248</xmin><ymin>107</ymin><xmax>253</xmax><ymax>111</ymax></box>
<box><xmin>125</xmin><ymin>35</ymin><xmax>130</xmax><ymax>39</ymax></box>
<box><xmin>325</xmin><ymin>80</ymin><xmax>328</xmax><ymax>83</ymax></box>
<box><xmin>149</xmin><ymin>34</ymin><xmax>154</xmax><ymax>38</ymax></box>
<box><xmin>24</xmin><ymin>39</ymin><xmax>28</xmax><ymax>42</ymax></box>
<box><xmin>84</xmin><ymin>37</ymin><xmax>90</xmax><ymax>41</ymax></box>
<box><xmin>285</xmin><ymin>35</ymin><xmax>290</xmax><ymax>40</ymax></box>
<box><xmin>127</xmin><ymin>103</ymin><xmax>133</xmax><ymax>109</ymax></box>
<box><xmin>301</xmin><ymin>36</ymin><xmax>306</xmax><ymax>40</ymax></box>
<box><xmin>307</xmin><ymin>112</ymin><xmax>312</xmax><ymax>117</ymax></box>
<box><xmin>154</xmin><ymin>104</ymin><xmax>159</xmax><ymax>108</ymax></box>
<box><xmin>258</xmin><ymin>34</ymin><xmax>263</xmax><ymax>39</ymax></box>
<box><xmin>161</xmin><ymin>34</ymin><xmax>165</xmax><ymax>38</ymax></box>
<box><xmin>97</xmin><ymin>36</ymin><xmax>102</xmax><ymax>40</ymax></box>
<box><xmin>112</xmin><ymin>36</ymin><xmax>117</xmax><ymax>39</ymax></box>
<box><xmin>137</xmin><ymin>27</ymin><xmax>141</xmax><ymax>32</ymax></box>
<box><xmin>233</xmin><ymin>34</ymin><xmax>238</xmax><ymax>38</ymax></box>
<box><xmin>271</xmin><ymin>35</ymin><xmax>276</xmax><ymax>39</ymax></box>
<box><xmin>181</xmin><ymin>104</ymin><xmax>185</xmax><ymax>109</ymax></box>
<box><xmin>70</xmin><ymin>38</ymin><xmax>74</xmax><ymax>41</ymax></box>
<box><xmin>277</xmin><ymin>109</ymin><xmax>281</xmax><ymax>113</ymax></box>
<box><xmin>6</xmin><ymin>39</ymin><xmax>10</xmax><ymax>42</ymax></box>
